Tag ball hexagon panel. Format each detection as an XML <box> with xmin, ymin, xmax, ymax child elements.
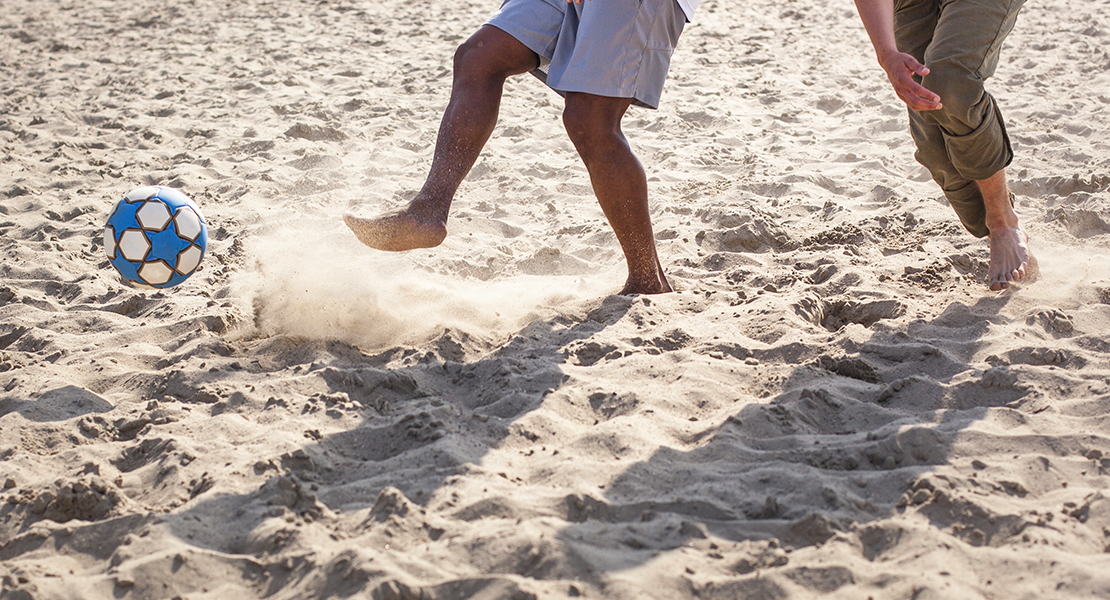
<box><xmin>174</xmin><ymin>207</ymin><xmax>203</xmax><ymax>242</ymax></box>
<box><xmin>136</xmin><ymin>200</ymin><xmax>173</xmax><ymax>232</ymax></box>
<box><xmin>118</xmin><ymin>228</ymin><xmax>152</xmax><ymax>262</ymax></box>
<box><xmin>176</xmin><ymin>245</ymin><xmax>204</xmax><ymax>275</ymax></box>
<box><xmin>139</xmin><ymin>261</ymin><xmax>175</xmax><ymax>286</ymax></box>
<box><xmin>103</xmin><ymin>225</ymin><xmax>118</xmax><ymax>260</ymax></box>
<box><xmin>124</xmin><ymin>186</ymin><xmax>160</xmax><ymax>202</ymax></box>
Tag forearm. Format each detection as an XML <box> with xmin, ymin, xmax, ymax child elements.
<box><xmin>853</xmin><ymin>0</ymin><xmax>940</xmax><ymax>110</ymax></box>
<box><xmin>853</xmin><ymin>0</ymin><xmax>898</xmax><ymax>63</ymax></box>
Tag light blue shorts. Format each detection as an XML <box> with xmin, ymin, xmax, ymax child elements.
<box><xmin>487</xmin><ymin>0</ymin><xmax>686</xmax><ymax>109</ymax></box>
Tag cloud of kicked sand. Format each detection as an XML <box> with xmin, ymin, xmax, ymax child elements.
<box><xmin>231</xmin><ymin>216</ymin><xmax>613</xmax><ymax>349</ymax></box>
<box><xmin>998</xmin><ymin>233</ymin><xmax>1110</xmax><ymax>311</ymax></box>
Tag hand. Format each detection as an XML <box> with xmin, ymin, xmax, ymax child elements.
<box><xmin>878</xmin><ymin>50</ymin><xmax>943</xmax><ymax>111</ymax></box>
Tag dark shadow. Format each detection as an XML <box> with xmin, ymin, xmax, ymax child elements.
<box><xmin>7</xmin><ymin>287</ymin><xmax>1101</xmax><ymax>599</ymax></box>
<box><xmin>544</xmin><ymin>291</ymin><xmax>1105</xmax><ymax>596</ymax></box>
<box><xmin>0</xmin><ymin>385</ymin><xmax>115</xmax><ymax>422</ymax></box>
<box><xmin>1</xmin><ymin>294</ymin><xmax>639</xmax><ymax>598</ymax></box>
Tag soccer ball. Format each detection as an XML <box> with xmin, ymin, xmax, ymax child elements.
<box><xmin>103</xmin><ymin>186</ymin><xmax>208</xmax><ymax>289</ymax></box>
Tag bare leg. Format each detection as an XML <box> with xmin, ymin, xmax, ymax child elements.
<box><xmin>977</xmin><ymin>168</ymin><xmax>1035</xmax><ymax>291</ymax></box>
<box><xmin>344</xmin><ymin>26</ymin><xmax>537</xmax><ymax>251</ymax></box>
<box><xmin>563</xmin><ymin>92</ymin><xmax>671</xmax><ymax>295</ymax></box>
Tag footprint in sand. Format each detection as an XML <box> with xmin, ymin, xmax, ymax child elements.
<box><xmin>794</xmin><ymin>295</ymin><xmax>905</xmax><ymax>331</ymax></box>
<box><xmin>1025</xmin><ymin>307</ymin><xmax>1075</xmax><ymax>336</ymax></box>
<box><xmin>979</xmin><ymin>366</ymin><xmax>1021</xmax><ymax>390</ymax></box>
<box><xmin>876</xmin><ymin>376</ymin><xmax>920</xmax><ymax>403</ymax></box>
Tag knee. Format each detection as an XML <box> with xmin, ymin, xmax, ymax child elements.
<box><xmin>561</xmin><ymin>103</ymin><xmax>594</xmax><ymax>148</ymax></box>
<box><xmin>562</xmin><ymin>98</ymin><xmax>621</xmax><ymax>150</ymax></box>
<box><xmin>453</xmin><ymin>38</ymin><xmax>492</xmax><ymax>79</ymax></box>
<box><xmin>453</xmin><ymin>29</ymin><xmax>536</xmax><ymax>82</ymax></box>
<box><xmin>921</xmin><ymin>64</ymin><xmax>989</xmax><ymax>126</ymax></box>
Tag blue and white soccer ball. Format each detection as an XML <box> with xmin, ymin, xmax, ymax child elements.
<box><xmin>103</xmin><ymin>186</ymin><xmax>208</xmax><ymax>289</ymax></box>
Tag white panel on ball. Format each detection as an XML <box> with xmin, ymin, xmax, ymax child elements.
<box><xmin>139</xmin><ymin>261</ymin><xmax>174</xmax><ymax>285</ymax></box>
<box><xmin>136</xmin><ymin>201</ymin><xmax>173</xmax><ymax>232</ymax></box>
<box><xmin>103</xmin><ymin>226</ymin><xmax>117</xmax><ymax>259</ymax></box>
<box><xmin>174</xmin><ymin>207</ymin><xmax>203</xmax><ymax>241</ymax></box>
<box><xmin>176</xmin><ymin>246</ymin><xmax>203</xmax><ymax>275</ymax></box>
<box><xmin>124</xmin><ymin>186</ymin><xmax>159</xmax><ymax>201</ymax></box>
<box><xmin>118</xmin><ymin>229</ymin><xmax>151</xmax><ymax>262</ymax></box>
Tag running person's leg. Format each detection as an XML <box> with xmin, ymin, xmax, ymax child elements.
<box><xmin>563</xmin><ymin>93</ymin><xmax>671</xmax><ymax>295</ymax></box>
<box><xmin>977</xmin><ymin>168</ymin><xmax>1034</xmax><ymax>290</ymax></box>
<box><xmin>549</xmin><ymin>0</ymin><xmax>684</xmax><ymax>294</ymax></box>
<box><xmin>345</xmin><ymin>25</ymin><xmax>538</xmax><ymax>251</ymax></box>
<box><xmin>895</xmin><ymin>0</ymin><xmax>1031</xmax><ymax>289</ymax></box>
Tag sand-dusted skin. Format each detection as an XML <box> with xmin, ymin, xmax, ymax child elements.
<box><xmin>343</xmin><ymin>207</ymin><xmax>447</xmax><ymax>252</ymax></box>
<box><xmin>344</xmin><ymin>0</ymin><xmax>694</xmax><ymax>296</ymax></box>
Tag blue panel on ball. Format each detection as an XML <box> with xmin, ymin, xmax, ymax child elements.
<box><xmin>106</xmin><ymin>198</ymin><xmax>141</xmax><ymax>232</ymax></box>
<box><xmin>148</xmin><ymin>226</ymin><xmax>193</xmax><ymax>260</ymax></box>
<box><xmin>109</xmin><ymin>253</ymin><xmax>144</xmax><ymax>283</ymax></box>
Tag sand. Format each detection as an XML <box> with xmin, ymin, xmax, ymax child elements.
<box><xmin>2</xmin><ymin>0</ymin><xmax>1110</xmax><ymax>598</ymax></box>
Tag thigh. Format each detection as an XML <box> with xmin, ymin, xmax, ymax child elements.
<box><xmin>927</xmin><ymin>0</ymin><xmax>1026</xmax><ymax>78</ymax></box>
<box><xmin>486</xmin><ymin>0</ymin><xmax>567</xmax><ymax>61</ymax></box>
<box><xmin>894</xmin><ymin>0</ymin><xmax>940</xmax><ymax>63</ymax></box>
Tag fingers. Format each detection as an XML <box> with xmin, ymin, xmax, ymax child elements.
<box><xmin>899</xmin><ymin>74</ymin><xmax>943</xmax><ymax>111</ymax></box>
<box><xmin>898</xmin><ymin>83</ymin><xmax>944</xmax><ymax>111</ymax></box>
<box><xmin>884</xmin><ymin>54</ymin><xmax>943</xmax><ymax>111</ymax></box>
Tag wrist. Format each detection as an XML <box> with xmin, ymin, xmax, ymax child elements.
<box><xmin>874</xmin><ymin>44</ymin><xmax>899</xmax><ymax>67</ymax></box>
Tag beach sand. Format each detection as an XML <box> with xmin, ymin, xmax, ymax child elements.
<box><xmin>2</xmin><ymin>0</ymin><xmax>1110</xmax><ymax>598</ymax></box>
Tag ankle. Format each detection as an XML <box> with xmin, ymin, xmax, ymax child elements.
<box><xmin>407</xmin><ymin>196</ymin><xmax>450</xmax><ymax>224</ymax></box>
<box><xmin>985</xmin><ymin>210</ymin><xmax>1019</xmax><ymax>233</ymax></box>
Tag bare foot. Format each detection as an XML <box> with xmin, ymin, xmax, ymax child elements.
<box><xmin>987</xmin><ymin>223</ymin><xmax>1033</xmax><ymax>291</ymax></box>
<box><xmin>619</xmin><ymin>265</ymin><xmax>673</xmax><ymax>295</ymax></box>
<box><xmin>619</xmin><ymin>280</ymin><xmax>673</xmax><ymax>295</ymax></box>
<box><xmin>343</xmin><ymin>209</ymin><xmax>447</xmax><ymax>252</ymax></box>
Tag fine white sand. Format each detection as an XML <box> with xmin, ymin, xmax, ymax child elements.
<box><xmin>3</xmin><ymin>0</ymin><xmax>1110</xmax><ymax>598</ymax></box>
